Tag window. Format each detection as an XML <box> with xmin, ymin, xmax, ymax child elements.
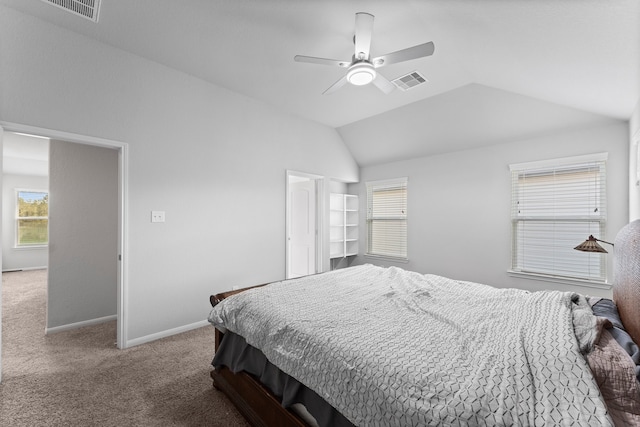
<box><xmin>366</xmin><ymin>178</ymin><xmax>408</xmax><ymax>259</ymax></box>
<box><xmin>510</xmin><ymin>154</ymin><xmax>607</xmax><ymax>282</ymax></box>
<box><xmin>16</xmin><ymin>190</ymin><xmax>49</xmax><ymax>246</ymax></box>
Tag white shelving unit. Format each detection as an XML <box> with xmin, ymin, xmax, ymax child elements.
<box><xmin>330</xmin><ymin>193</ymin><xmax>359</xmax><ymax>259</ymax></box>
<box><xmin>344</xmin><ymin>194</ymin><xmax>359</xmax><ymax>256</ymax></box>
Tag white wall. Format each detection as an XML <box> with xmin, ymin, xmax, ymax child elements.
<box><xmin>350</xmin><ymin>122</ymin><xmax>629</xmax><ymax>298</ymax></box>
<box><xmin>0</xmin><ymin>6</ymin><xmax>359</xmax><ymax>345</ymax></box>
<box><xmin>2</xmin><ymin>173</ymin><xmax>49</xmax><ymax>271</ymax></box>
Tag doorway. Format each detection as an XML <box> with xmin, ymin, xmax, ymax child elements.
<box><xmin>286</xmin><ymin>171</ymin><xmax>324</xmax><ymax>279</ymax></box>
<box><xmin>2</xmin><ymin>133</ymin><xmax>49</xmax><ymax>273</ymax></box>
<box><xmin>0</xmin><ymin>122</ymin><xmax>128</xmax><ymax>382</ymax></box>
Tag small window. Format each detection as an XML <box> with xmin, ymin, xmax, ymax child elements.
<box><xmin>510</xmin><ymin>154</ymin><xmax>607</xmax><ymax>282</ymax></box>
<box><xmin>366</xmin><ymin>178</ymin><xmax>408</xmax><ymax>259</ymax></box>
<box><xmin>16</xmin><ymin>190</ymin><xmax>49</xmax><ymax>246</ymax></box>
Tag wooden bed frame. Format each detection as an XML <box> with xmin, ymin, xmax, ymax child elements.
<box><xmin>209</xmin><ymin>220</ymin><xmax>640</xmax><ymax>427</ymax></box>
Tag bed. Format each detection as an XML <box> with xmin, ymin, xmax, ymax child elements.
<box><xmin>208</xmin><ymin>219</ymin><xmax>640</xmax><ymax>426</ymax></box>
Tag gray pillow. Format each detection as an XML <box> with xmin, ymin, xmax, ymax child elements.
<box><xmin>590</xmin><ymin>297</ymin><xmax>640</xmax><ymax>382</ymax></box>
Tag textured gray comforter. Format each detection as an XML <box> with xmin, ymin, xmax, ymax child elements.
<box><xmin>208</xmin><ymin>265</ymin><xmax>612</xmax><ymax>426</ymax></box>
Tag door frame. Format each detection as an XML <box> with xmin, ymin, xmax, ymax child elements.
<box><xmin>0</xmin><ymin>122</ymin><xmax>129</xmax><ymax>359</ymax></box>
<box><xmin>285</xmin><ymin>170</ymin><xmax>325</xmax><ymax>279</ymax></box>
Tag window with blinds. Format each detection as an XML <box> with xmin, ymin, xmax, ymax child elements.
<box><xmin>510</xmin><ymin>154</ymin><xmax>607</xmax><ymax>282</ymax></box>
<box><xmin>366</xmin><ymin>178</ymin><xmax>408</xmax><ymax>259</ymax></box>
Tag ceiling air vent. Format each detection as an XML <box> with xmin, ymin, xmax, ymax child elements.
<box><xmin>392</xmin><ymin>71</ymin><xmax>428</xmax><ymax>91</ymax></box>
<box><xmin>41</xmin><ymin>0</ymin><xmax>101</xmax><ymax>22</ymax></box>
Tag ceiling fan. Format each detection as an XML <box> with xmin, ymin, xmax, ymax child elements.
<box><xmin>294</xmin><ymin>12</ymin><xmax>435</xmax><ymax>95</ymax></box>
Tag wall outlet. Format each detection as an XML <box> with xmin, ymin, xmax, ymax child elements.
<box><xmin>151</xmin><ymin>211</ymin><xmax>165</xmax><ymax>223</ymax></box>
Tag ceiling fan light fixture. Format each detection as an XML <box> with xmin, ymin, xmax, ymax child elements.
<box><xmin>347</xmin><ymin>63</ymin><xmax>376</xmax><ymax>86</ymax></box>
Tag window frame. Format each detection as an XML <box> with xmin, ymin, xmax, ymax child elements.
<box><xmin>365</xmin><ymin>177</ymin><xmax>408</xmax><ymax>262</ymax></box>
<box><xmin>15</xmin><ymin>188</ymin><xmax>49</xmax><ymax>248</ymax></box>
<box><xmin>508</xmin><ymin>153</ymin><xmax>609</xmax><ymax>287</ymax></box>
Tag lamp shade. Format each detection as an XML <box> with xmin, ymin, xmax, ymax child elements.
<box><xmin>574</xmin><ymin>235</ymin><xmax>608</xmax><ymax>253</ymax></box>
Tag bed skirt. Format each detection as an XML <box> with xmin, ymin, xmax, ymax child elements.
<box><xmin>212</xmin><ymin>330</ymin><xmax>354</xmax><ymax>427</ymax></box>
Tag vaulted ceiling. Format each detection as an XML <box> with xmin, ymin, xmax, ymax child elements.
<box><xmin>2</xmin><ymin>0</ymin><xmax>639</xmax><ymax>166</ymax></box>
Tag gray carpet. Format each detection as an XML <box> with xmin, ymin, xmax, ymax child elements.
<box><xmin>0</xmin><ymin>269</ymin><xmax>249</xmax><ymax>426</ymax></box>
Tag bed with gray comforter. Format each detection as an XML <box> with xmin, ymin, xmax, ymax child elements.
<box><xmin>208</xmin><ymin>264</ymin><xmax>612</xmax><ymax>426</ymax></box>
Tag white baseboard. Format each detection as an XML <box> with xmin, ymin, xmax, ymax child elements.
<box><xmin>124</xmin><ymin>319</ymin><xmax>210</xmax><ymax>348</ymax></box>
<box><xmin>45</xmin><ymin>316</ymin><xmax>211</xmax><ymax>348</ymax></box>
<box><xmin>2</xmin><ymin>266</ymin><xmax>48</xmax><ymax>272</ymax></box>
<box><xmin>45</xmin><ymin>314</ymin><xmax>117</xmax><ymax>335</ymax></box>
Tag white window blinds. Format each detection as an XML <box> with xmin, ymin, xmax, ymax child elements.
<box><xmin>366</xmin><ymin>178</ymin><xmax>408</xmax><ymax>259</ymax></box>
<box><xmin>510</xmin><ymin>154</ymin><xmax>607</xmax><ymax>282</ymax></box>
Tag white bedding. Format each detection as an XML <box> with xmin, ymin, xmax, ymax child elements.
<box><xmin>208</xmin><ymin>264</ymin><xmax>612</xmax><ymax>426</ymax></box>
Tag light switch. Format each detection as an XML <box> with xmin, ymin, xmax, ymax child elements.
<box><xmin>151</xmin><ymin>211</ymin><xmax>165</xmax><ymax>223</ymax></box>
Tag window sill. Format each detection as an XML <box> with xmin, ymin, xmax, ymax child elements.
<box><xmin>507</xmin><ymin>270</ymin><xmax>611</xmax><ymax>290</ymax></box>
<box><xmin>13</xmin><ymin>245</ymin><xmax>48</xmax><ymax>250</ymax></box>
<box><xmin>364</xmin><ymin>253</ymin><xmax>409</xmax><ymax>264</ymax></box>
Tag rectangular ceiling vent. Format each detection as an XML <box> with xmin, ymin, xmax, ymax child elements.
<box><xmin>392</xmin><ymin>71</ymin><xmax>428</xmax><ymax>91</ymax></box>
<box><xmin>41</xmin><ymin>0</ymin><xmax>101</xmax><ymax>22</ymax></box>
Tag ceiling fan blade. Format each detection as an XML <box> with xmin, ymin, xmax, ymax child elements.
<box><xmin>322</xmin><ymin>75</ymin><xmax>348</xmax><ymax>95</ymax></box>
<box><xmin>372</xmin><ymin>41</ymin><xmax>435</xmax><ymax>68</ymax></box>
<box><xmin>354</xmin><ymin>12</ymin><xmax>374</xmax><ymax>60</ymax></box>
<box><xmin>294</xmin><ymin>55</ymin><xmax>351</xmax><ymax>68</ymax></box>
<box><xmin>372</xmin><ymin>73</ymin><xmax>396</xmax><ymax>95</ymax></box>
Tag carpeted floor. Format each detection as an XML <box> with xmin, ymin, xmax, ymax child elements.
<box><xmin>0</xmin><ymin>269</ymin><xmax>249</xmax><ymax>426</ymax></box>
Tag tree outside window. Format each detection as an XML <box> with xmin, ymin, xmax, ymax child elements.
<box><xmin>17</xmin><ymin>190</ymin><xmax>49</xmax><ymax>246</ymax></box>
